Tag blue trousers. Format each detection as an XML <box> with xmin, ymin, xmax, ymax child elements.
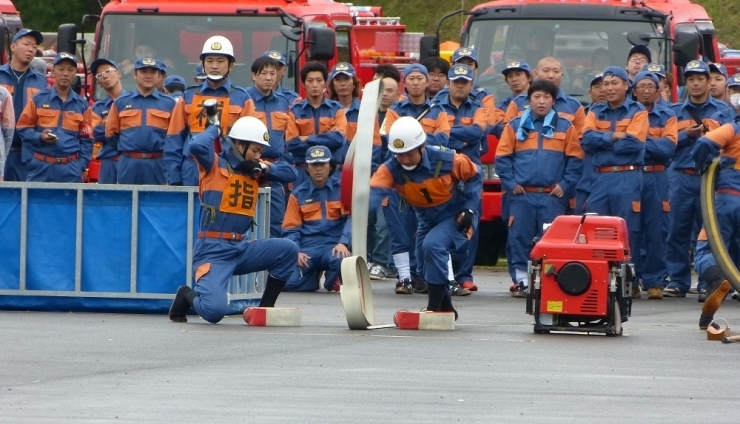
<box><xmin>368</xmin><ymin>205</ymin><xmax>392</xmax><ymax>268</ymax></box>
<box><xmin>97</xmin><ymin>158</ymin><xmax>118</xmax><ymax>184</ymax></box>
<box><xmin>586</xmin><ymin>170</ymin><xmax>642</xmax><ymax>271</ymax></box>
<box><xmin>416</xmin><ymin>216</ymin><xmax>474</xmax><ymax>285</ymax></box>
<box><xmin>27</xmin><ymin>157</ymin><xmax>84</xmax><ymax>183</ymax></box>
<box><xmin>265</xmin><ymin>181</ymin><xmax>287</xmax><ymax>239</ymax></box>
<box><xmin>117</xmin><ymin>156</ymin><xmax>167</xmax><ymax>185</ymax></box>
<box><xmin>192</xmin><ymin>238</ymin><xmax>298</xmax><ymax>323</ymax></box>
<box><xmin>3</xmin><ymin>150</ymin><xmax>28</xmax><ymax>181</ymax></box>
<box><xmin>507</xmin><ymin>192</ymin><xmax>566</xmax><ymax>273</ymax></box>
<box><xmin>384</xmin><ymin>191</ymin><xmax>420</xmax><ymax>278</ymax></box>
<box><xmin>574</xmin><ymin>189</ymin><xmax>590</xmax><ymax>216</ymax></box>
<box><xmin>635</xmin><ymin>169</ymin><xmax>670</xmax><ymax>289</ymax></box>
<box><xmin>283</xmin><ymin>242</ymin><xmax>344</xmax><ymax>292</ymax></box>
<box><xmin>501</xmin><ymin>191</ymin><xmax>518</xmax><ymax>282</ymax></box>
<box><xmin>665</xmin><ymin>170</ymin><xmax>702</xmax><ymax>292</ymax></box>
<box><xmin>453</xmin><ymin>200</ymin><xmax>480</xmax><ymax>283</ymax></box>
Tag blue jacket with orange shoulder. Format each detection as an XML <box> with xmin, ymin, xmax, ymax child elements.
<box><xmin>246</xmin><ymin>87</ymin><xmax>292</xmax><ymax>160</ymax></box>
<box><xmin>644</xmin><ymin>103</ymin><xmax>678</xmax><ymax>166</ymax></box>
<box><xmin>693</xmin><ymin>122</ymin><xmax>740</xmax><ymax>191</ymax></box>
<box><xmin>581</xmin><ymin>98</ymin><xmax>648</xmax><ymax>167</ymax></box>
<box><xmin>435</xmin><ymin>90</ymin><xmax>487</xmax><ymax>164</ymax></box>
<box><xmin>495</xmin><ymin>110</ymin><xmax>583</xmax><ymax>194</ymax></box>
<box><xmin>505</xmin><ymin>89</ymin><xmax>586</xmax><ymax>138</ymax></box>
<box><xmin>106</xmin><ymin>89</ymin><xmax>177</xmax><ymax>154</ymax></box>
<box><xmin>370</xmin><ymin>146</ymin><xmax>481</xmax><ymax>226</ymax></box>
<box><xmin>165</xmin><ymin>79</ymin><xmax>256</xmax><ymax>185</ymax></box>
<box><xmin>17</xmin><ymin>86</ymin><xmax>92</xmax><ymax>163</ymax></box>
<box><xmin>382</xmin><ymin>98</ymin><xmax>450</xmax><ymax>147</ymax></box>
<box><xmin>670</xmin><ymin>96</ymin><xmax>728</xmax><ymax>170</ymax></box>
<box><xmin>91</xmin><ymin>91</ymin><xmax>129</xmax><ymax>160</ymax></box>
<box><xmin>282</xmin><ymin>175</ymin><xmax>351</xmax><ymax>250</ymax></box>
<box><xmin>285</xmin><ymin>98</ymin><xmax>347</xmax><ymax>165</ymax></box>
<box><xmin>0</xmin><ymin>64</ymin><xmax>48</xmax><ymax>152</ymax></box>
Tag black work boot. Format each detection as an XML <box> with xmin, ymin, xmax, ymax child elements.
<box><xmin>425</xmin><ymin>283</ymin><xmax>445</xmax><ymax>312</ymax></box>
<box><xmin>440</xmin><ymin>287</ymin><xmax>459</xmax><ymax>320</ymax></box>
<box><xmin>169</xmin><ymin>286</ymin><xmax>196</xmax><ymax>323</ymax></box>
<box><xmin>259</xmin><ymin>275</ymin><xmax>287</xmax><ymax>308</ymax></box>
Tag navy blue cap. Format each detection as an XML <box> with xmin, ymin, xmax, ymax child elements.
<box><xmin>602</xmin><ymin>66</ymin><xmax>630</xmax><ymax>82</ymax></box>
<box><xmin>628</xmin><ymin>45</ymin><xmax>651</xmax><ymax>63</ymax></box>
<box><xmin>263</xmin><ymin>50</ymin><xmax>287</xmax><ymax>66</ymax></box>
<box><xmin>727</xmin><ymin>73</ymin><xmax>740</xmax><ymax>89</ymax></box>
<box><xmin>156</xmin><ymin>60</ymin><xmax>168</xmax><ymax>74</ymax></box>
<box><xmin>134</xmin><ymin>57</ymin><xmax>166</xmax><ymax>72</ymax></box>
<box><xmin>452</xmin><ymin>47</ymin><xmax>478</xmax><ymax>65</ymax></box>
<box><xmin>329</xmin><ymin>62</ymin><xmax>355</xmax><ymax>79</ymax></box>
<box><xmin>305</xmin><ymin>145</ymin><xmax>332</xmax><ymax>163</ymax></box>
<box><xmin>403</xmin><ymin>63</ymin><xmax>428</xmax><ymax>79</ymax></box>
<box><xmin>448</xmin><ymin>64</ymin><xmax>474</xmax><ymax>81</ymax></box>
<box><xmin>641</xmin><ymin>63</ymin><xmax>665</xmax><ymax>79</ymax></box>
<box><xmin>684</xmin><ymin>60</ymin><xmax>710</xmax><ymax>76</ymax></box>
<box><xmin>13</xmin><ymin>28</ymin><xmax>42</xmax><ymax>45</ymax></box>
<box><xmin>632</xmin><ymin>71</ymin><xmax>659</xmax><ymax>88</ymax></box>
<box><xmin>53</xmin><ymin>52</ymin><xmax>78</xmax><ymax>66</ymax></box>
<box><xmin>590</xmin><ymin>72</ymin><xmax>604</xmax><ymax>87</ymax></box>
<box><xmin>90</xmin><ymin>58</ymin><xmax>117</xmax><ymax>76</ymax></box>
<box><xmin>194</xmin><ymin>64</ymin><xmax>206</xmax><ymax>80</ymax></box>
<box><xmin>501</xmin><ymin>60</ymin><xmax>530</xmax><ymax>75</ymax></box>
<box><xmin>164</xmin><ymin>75</ymin><xmax>186</xmax><ymax>88</ymax></box>
<box><xmin>709</xmin><ymin>63</ymin><xmax>728</xmax><ymax>78</ymax></box>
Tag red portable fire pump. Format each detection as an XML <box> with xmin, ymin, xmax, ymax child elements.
<box><xmin>526</xmin><ymin>214</ymin><xmax>634</xmax><ymax>336</ymax></box>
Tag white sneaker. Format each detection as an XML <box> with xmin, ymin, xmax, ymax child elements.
<box><xmin>369</xmin><ymin>264</ymin><xmax>389</xmax><ymax>280</ymax></box>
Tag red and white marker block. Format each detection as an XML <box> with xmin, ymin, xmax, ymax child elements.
<box><xmin>243</xmin><ymin>307</ymin><xmax>302</xmax><ymax>327</ymax></box>
<box><xmin>393</xmin><ymin>310</ymin><xmax>456</xmax><ymax>330</ymax></box>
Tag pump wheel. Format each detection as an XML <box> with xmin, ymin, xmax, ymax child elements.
<box><xmin>606</xmin><ymin>299</ymin><xmax>622</xmax><ymax>337</ymax></box>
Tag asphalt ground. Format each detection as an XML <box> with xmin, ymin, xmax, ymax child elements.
<box><xmin>2</xmin><ymin>269</ymin><xmax>740</xmax><ymax>423</ymax></box>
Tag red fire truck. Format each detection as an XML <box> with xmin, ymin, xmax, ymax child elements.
<box><xmin>421</xmin><ymin>0</ymin><xmax>738</xmax><ymax>266</ymax></box>
<box><xmin>0</xmin><ymin>0</ymin><xmax>23</xmax><ymax>64</ymax></box>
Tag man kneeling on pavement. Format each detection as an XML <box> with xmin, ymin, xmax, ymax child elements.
<box><xmin>282</xmin><ymin>145</ymin><xmax>352</xmax><ymax>292</ymax></box>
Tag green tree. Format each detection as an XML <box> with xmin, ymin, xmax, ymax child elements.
<box><xmin>13</xmin><ymin>0</ymin><xmax>102</xmax><ymax>32</ymax></box>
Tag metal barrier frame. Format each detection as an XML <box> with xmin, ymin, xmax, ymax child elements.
<box><xmin>0</xmin><ymin>182</ymin><xmax>270</xmax><ymax>304</ymax></box>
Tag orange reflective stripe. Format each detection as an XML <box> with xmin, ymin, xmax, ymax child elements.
<box><xmin>118</xmin><ymin>109</ymin><xmax>142</xmax><ymax>131</ymax></box>
<box><xmin>61</xmin><ymin>111</ymin><xmax>84</xmax><ymax>132</ymax></box>
<box><xmin>299</xmin><ymin>201</ymin><xmax>322</xmax><ymax>221</ymax></box>
<box><xmin>147</xmin><ymin>109</ymin><xmax>171</xmax><ymax>131</ymax></box>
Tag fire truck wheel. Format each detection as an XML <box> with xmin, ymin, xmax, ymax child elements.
<box><xmin>607</xmin><ymin>299</ymin><xmax>622</xmax><ymax>337</ymax></box>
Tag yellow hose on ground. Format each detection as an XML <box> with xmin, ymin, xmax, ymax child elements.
<box><xmin>700</xmin><ymin>158</ymin><xmax>740</xmax><ymax>292</ymax></box>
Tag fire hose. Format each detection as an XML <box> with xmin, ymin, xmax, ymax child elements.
<box><xmin>700</xmin><ymin>158</ymin><xmax>740</xmax><ymax>293</ymax></box>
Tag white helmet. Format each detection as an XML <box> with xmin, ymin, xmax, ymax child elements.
<box><xmin>200</xmin><ymin>35</ymin><xmax>235</xmax><ymax>61</ymax></box>
<box><xmin>387</xmin><ymin>116</ymin><xmax>427</xmax><ymax>154</ymax></box>
<box><xmin>228</xmin><ymin>116</ymin><xmax>270</xmax><ymax>147</ymax></box>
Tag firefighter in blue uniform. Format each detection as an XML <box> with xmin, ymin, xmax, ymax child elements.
<box><xmin>496</xmin><ymin>80</ymin><xmax>583</xmax><ymax>297</ymax></box>
<box><xmin>641</xmin><ymin>64</ymin><xmax>671</xmax><ymax>107</ymax></box>
<box><xmin>707</xmin><ymin>73</ymin><xmax>740</xmax><ymax>131</ymax></box>
<box><xmin>17</xmin><ymin>53</ymin><xmax>92</xmax><ymax>183</ymax></box>
<box><xmin>168</xmin><ymin>116</ymin><xmax>299</xmax><ymax>324</ymax></box>
<box><xmin>581</xmin><ymin>66</ymin><xmax>648</xmax><ymax>280</ymax></box>
<box><xmin>166</xmin><ymin>35</ymin><xmax>256</xmax><ymax>186</ymax></box>
<box><xmin>436</xmin><ymin>64</ymin><xmax>488</xmax><ymax>292</ymax></box>
<box><xmin>370</xmin><ymin>117</ymin><xmax>482</xmax><ymax>318</ymax></box>
<box><xmin>665</xmin><ymin>60</ymin><xmax>729</xmax><ymax>297</ymax></box>
<box><xmin>89</xmin><ymin>58</ymin><xmax>127</xmax><ymax>184</ymax></box>
<box><xmin>106</xmin><ymin>57</ymin><xmax>175</xmax><ymax>185</ymax></box>
<box><xmin>285</xmin><ymin>61</ymin><xmax>347</xmax><ymax>187</ymax></box>
<box><xmin>382</xmin><ymin>63</ymin><xmax>454</xmax><ymax>295</ymax></box>
<box><xmin>1</xmin><ymin>29</ymin><xmax>49</xmax><ymax>181</ymax></box>
<box><xmin>246</xmin><ymin>55</ymin><xmax>297</xmax><ymax>238</ymax></box>
<box><xmin>282</xmin><ymin>146</ymin><xmax>351</xmax><ymax>292</ymax></box>
<box><xmin>630</xmin><ymin>71</ymin><xmax>677</xmax><ymax>300</ymax></box>
<box><xmin>262</xmin><ymin>50</ymin><xmax>300</xmax><ymax>104</ymax></box>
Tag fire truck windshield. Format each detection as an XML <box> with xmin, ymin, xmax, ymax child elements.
<box><xmin>467</xmin><ymin>19</ymin><xmax>664</xmax><ymax>103</ymax></box>
<box><xmin>95</xmin><ymin>14</ymin><xmax>296</xmax><ymax>99</ymax></box>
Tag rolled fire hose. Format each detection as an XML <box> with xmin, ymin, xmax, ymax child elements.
<box><xmin>700</xmin><ymin>158</ymin><xmax>740</xmax><ymax>293</ymax></box>
<box><xmin>339</xmin><ymin>78</ymin><xmax>385</xmax><ymax>330</ymax></box>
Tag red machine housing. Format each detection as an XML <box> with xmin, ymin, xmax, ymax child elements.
<box><xmin>527</xmin><ymin>215</ymin><xmax>633</xmax><ymax>336</ymax></box>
